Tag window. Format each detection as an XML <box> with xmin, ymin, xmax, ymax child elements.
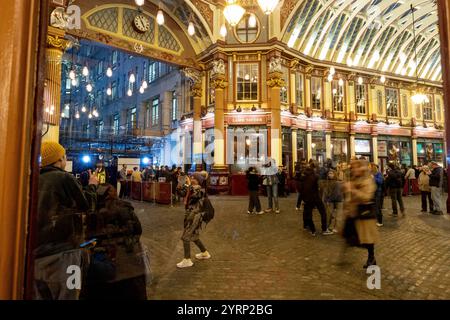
<box><xmin>423</xmin><ymin>95</ymin><xmax>433</xmax><ymax>120</ymax></box>
<box><xmin>98</xmin><ymin>120</ymin><xmax>104</xmax><ymax>138</ymax></box>
<box><xmin>402</xmin><ymin>94</ymin><xmax>408</xmax><ymax>117</ymax></box>
<box><xmin>235</xmin><ymin>14</ymin><xmax>259</xmax><ymax>43</ymax></box>
<box><xmin>295</xmin><ymin>72</ymin><xmax>304</xmax><ymax>108</ymax></box>
<box><xmin>130</xmin><ymin>107</ymin><xmax>137</xmax><ymax>129</ymax></box>
<box><xmin>97</xmin><ymin>60</ymin><xmax>103</xmax><ymax>77</ymax></box>
<box><xmin>377</xmin><ymin>90</ymin><xmax>383</xmax><ymax>114</ymax></box>
<box><xmin>355</xmin><ymin>84</ymin><xmax>367</xmax><ymax>114</ymax></box>
<box><xmin>95</xmin><ymin>90</ymin><xmax>101</xmax><ymax>108</ymax></box>
<box><xmin>311</xmin><ymin>77</ymin><xmax>322</xmax><ymax>110</ymax></box>
<box><xmin>65</xmin><ymin>78</ymin><xmax>71</xmax><ymax>90</ymax></box>
<box><xmin>172</xmin><ymin>91</ymin><xmax>178</xmax><ymax>121</ymax></box>
<box><xmin>332</xmin><ymin>80</ymin><xmax>344</xmax><ymax>112</ymax></box>
<box><xmin>280</xmin><ymin>66</ymin><xmax>289</xmax><ymax>104</ymax></box>
<box><xmin>148</xmin><ymin>62</ymin><xmax>159</xmax><ymax>83</ymax></box>
<box><xmin>386</xmin><ymin>88</ymin><xmax>399</xmax><ymax>117</ymax></box>
<box><xmin>112</xmin><ymin>50</ymin><xmax>118</xmax><ymax>67</ymax></box>
<box><xmin>236</xmin><ymin>63</ymin><xmax>258</xmax><ymax>101</ymax></box>
<box><xmin>113</xmin><ymin>114</ymin><xmax>119</xmax><ymax>135</ymax></box>
<box><xmin>111</xmin><ymin>81</ymin><xmax>117</xmax><ymax>100</ymax></box>
<box><xmin>152</xmin><ymin>98</ymin><xmax>159</xmax><ymax>126</ymax></box>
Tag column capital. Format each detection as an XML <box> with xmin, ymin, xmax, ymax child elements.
<box><xmin>183</xmin><ymin>67</ymin><xmax>203</xmax><ymax>86</ymax></box>
<box><xmin>211</xmin><ymin>75</ymin><xmax>228</xmax><ymax>90</ymax></box>
<box><xmin>267</xmin><ymin>71</ymin><xmax>285</xmax><ymax>88</ymax></box>
<box><xmin>47</xmin><ymin>26</ymin><xmax>71</xmax><ymax>50</ymax></box>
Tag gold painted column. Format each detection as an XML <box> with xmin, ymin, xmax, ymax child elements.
<box><xmin>291</xmin><ymin>128</ymin><xmax>297</xmax><ymax>173</ymax></box>
<box><xmin>325</xmin><ymin>131</ymin><xmax>332</xmax><ymax>159</ymax></box>
<box><xmin>372</xmin><ymin>135</ymin><xmax>379</xmax><ymax>164</ymax></box>
<box><xmin>192</xmin><ymin>82</ymin><xmax>203</xmax><ymax>170</ymax></box>
<box><xmin>212</xmin><ymin>74</ymin><xmax>227</xmax><ymax>170</ymax></box>
<box><xmin>42</xmin><ymin>27</ymin><xmax>70</xmax><ymax>143</ymax></box>
<box><xmin>267</xmin><ymin>58</ymin><xmax>284</xmax><ymax>167</ymax></box>
<box><xmin>349</xmin><ymin>134</ymin><xmax>356</xmax><ymax>158</ymax></box>
<box><xmin>412</xmin><ymin>136</ymin><xmax>418</xmax><ymax>166</ymax></box>
<box><xmin>306</xmin><ymin>130</ymin><xmax>313</xmax><ymax>161</ymax></box>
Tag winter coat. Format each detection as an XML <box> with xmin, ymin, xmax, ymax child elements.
<box><xmin>429</xmin><ymin>166</ymin><xmax>443</xmax><ymax>188</ymax></box>
<box><xmin>385</xmin><ymin>168</ymin><xmax>403</xmax><ymax>189</ymax></box>
<box><xmin>36</xmin><ymin>166</ymin><xmax>96</xmax><ymax>258</ymax></box>
<box><xmin>301</xmin><ymin>168</ymin><xmax>321</xmax><ymax>202</ymax></box>
<box><xmin>181</xmin><ymin>186</ymin><xmax>205</xmax><ymax>242</ymax></box>
<box><xmin>344</xmin><ymin>175</ymin><xmax>378</xmax><ymax>245</ymax></box>
<box><xmin>323</xmin><ymin>179</ymin><xmax>343</xmax><ymax>203</ymax></box>
<box><xmin>418</xmin><ymin>172</ymin><xmax>431</xmax><ymax>192</ymax></box>
<box><xmin>246</xmin><ymin>172</ymin><xmax>260</xmax><ymax>191</ymax></box>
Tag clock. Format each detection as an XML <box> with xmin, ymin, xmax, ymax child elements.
<box><xmin>133</xmin><ymin>14</ymin><xmax>150</xmax><ymax>33</ymax></box>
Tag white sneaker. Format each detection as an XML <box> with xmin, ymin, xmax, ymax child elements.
<box><xmin>265</xmin><ymin>208</ymin><xmax>272</xmax><ymax>213</ymax></box>
<box><xmin>247</xmin><ymin>211</ymin><xmax>252</xmax><ymax>214</ymax></box>
<box><xmin>295</xmin><ymin>207</ymin><xmax>299</xmax><ymax>211</ymax></box>
<box><xmin>195</xmin><ymin>251</ymin><xmax>211</xmax><ymax>260</ymax></box>
<box><xmin>176</xmin><ymin>259</ymin><xmax>193</xmax><ymax>268</ymax></box>
<box><xmin>332</xmin><ymin>229</ymin><xmax>339</xmax><ymax>233</ymax></box>
<box><xmin>255</xmin><ymin>211</ymin><xmax>264</xmax><ymax>215</ymax></box>
<box><xmin>275</xmin><ymin>209</ymin><xmax>280</xmax><ymax>214</ymax></box>
<box><xmin>376</xmin><ymin>223</ymin><xmax>383</xmax><ymax>227</ymax></box>
<box><xmin>322</xmin><ymin>230</ymin><xmax>334</xmax><ymax>235</ymax></box>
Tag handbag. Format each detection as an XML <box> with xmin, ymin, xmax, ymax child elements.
<box><xmin>357</xmin><ymin>202</ymin><xmax>376</xmax><ymax>220</ymax></box>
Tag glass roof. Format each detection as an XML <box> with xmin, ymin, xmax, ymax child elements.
<box><xmin>284</xmin><ymin>0</ymin><xmax>441</xmax><ymax>82</ymax></box>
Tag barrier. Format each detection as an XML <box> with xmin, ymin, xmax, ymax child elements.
<box><xmin>403</xmin><ymin>179</ymin><xmax>420</xmax><ymax>196</ymax></box>
<box><xmin>127</xmin><ymin>181</ymin><xmax>173</xmax><ymax>204</ymax></box>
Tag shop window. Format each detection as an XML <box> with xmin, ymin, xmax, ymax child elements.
<box><xmin>436</xmin><ymin>98</ymin><xmax>442</xmax><ymax>121</ymax></box>
<box><xmin>377</xmin><ymin>90</ymin><xmax>383</xmax><ymax>114</ymax></box>
<box><xmin>280</xmin><ymin>66</ymin><xmax>289</xmax><ymax>105</ymax></box>
<box><xmin>355</xmin><ymin>84</ymin><xmax>367</xmax><ymax>114</ymax></box>
<box><xmin>331</xmin><ymin>137</ymin><xmax>348</xmax><ymax>163</ymax></box>
<box><xmin>386</xmin><ymin>88</ymin><xmax>399</xmax><ymax>117</ymax></box>
<box><xmin>312</xmin><ymin>132</ymin><xmax>326</xmax><ymax>165</ymax></box>
<box><xmin>422</xmin><ymin>95</ymin><xmax>433</xmax><ymax>120</ymax></box>
<box><xmin>311</xmin><ymin>77</ymin><xmax>322</xmax><ymax>110</ymax></box>
<box><xmin>152</xmin><ymin>98</ymin><xmax>159</xmax><ymax>126</ymax></box>
<box><xmin>387</xmin><ymin>141</ymin><xmax>411</xmax><ymax>166</ymax></box>
<box><xmin>234</xmin><ymin>14</ymin><xmax>260</xmax><ymax>43</ymax></box>
<box><xmin>295</xmin><ymin>72</ymin><xmax>304</xmax><ymax>108</ymax></box>
<box><xmin>332</xmin><ymin>80</ymin><xmax>344</xmax><ymax>112</ymax></box>
<box><xmin>297</xmin><ymin>131</ymin><xmax>306</xmax><ymax>162</ymax></box>
<box><xmin>236</xmin><ymin>63</ymin><xmax>258</xmax><ymax>101</ymax></box>
<box><xmin>401</xmin><ymin>94</ymin><xmax>408</xmax><ymax>118</ymax></box>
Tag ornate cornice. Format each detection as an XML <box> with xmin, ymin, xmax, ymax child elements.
<box><xmin>47</xmin><ymin>34</ymin><xmax>71</xmax><ymax>50</ymax></box>
<box><xmin>191</xmin><ymin>85</ymin><xmax>203</xmax><ymax>97</ymax></box>
<box><xmin>183</xmin><ymin>67</ymin><xmax>203</xmax><ymax>85</ymax></box>
<box><xmin>211</xmin><ymin>77</ymin><xmax>228</xmax><ymax>89</ymax></box>
<box><xmin>267</xmin><ymin>76</ymin><xmax>285</xmax><ymax>88</ymax></box>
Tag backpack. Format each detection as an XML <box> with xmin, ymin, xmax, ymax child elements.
<box><xmin>200</xmin><ymin>195</ymin><xmax>215</xmax><ymax>225</ymax></box>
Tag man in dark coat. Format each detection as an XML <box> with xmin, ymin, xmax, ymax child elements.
<box><xmin>429</xmin><ymin>161</ymin><xmax>444</xmax><ymax>215</ymax></box>
<box><xmin>385</xmin><ymin>163</ymin><xmax>405</xmax><ymax>217</ymax></box>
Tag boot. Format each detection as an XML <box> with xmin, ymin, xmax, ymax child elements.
<box><xmin>363</xmin><ymin>256</ymin><xmax>377</xmax><ymax>269</ymax></box>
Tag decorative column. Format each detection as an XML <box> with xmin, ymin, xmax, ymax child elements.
<box><xmin>349</xmin><ymin>133</ymin><xmax>356</xmax><ymax>158</ymax></box>
<box><xmin>412</xmin><ymin>136</ymin><xmax>418</xmax><ymax>166</ymax></box>
<box><xmin>305</xmin><ymin>74</ymin><xmax>312</xmax><ymax>115</ymax></box>
<box><xmin>267</xmin><ymin>56</ymin><xmax>284</xmax><ymax>167</ymax></box>
<box><xmin>325</xmin><ymin>131</ymin><xmax>332</xmax><ymax>159</ymax></box>
<box><xmin>306</xmin><ymin>130</ymin><xmax>313</xmax><ymax>161</ymax></box>
<box><xmin>43</xmin><ymin>26</ymin><xmax>71</xmax><ymax>142</ymax></box>
<box><xmin>324</xmin><ymin>78</ymin><xmax>332</xmax><ymax>118</ymax></box>
<box><xmin>372</xmin><ymin>135</ymin><xmax>379</xmax><ymax>165</ymax></box>
<box><xmin>347</xmin><ymin>79</ymin><xmax>356</xmax><ymax>120</ymax></box>
<box><xmin>183</xmin><ymin>68</ymin><xmax>203</xmax><ymax>171</ymax></box>
<box><xmin>291</xmin><ymin>128</ymin><xmax>298</xmax><ymax>173</ymax></box>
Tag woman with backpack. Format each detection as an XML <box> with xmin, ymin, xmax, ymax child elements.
<box><xmin>177</xmin><ymin>174</ymin><xmax>212</xmax><ymax>269</ymax></box>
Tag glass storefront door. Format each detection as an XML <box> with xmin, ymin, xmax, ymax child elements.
<box><xmin>417</xmin><ymin>140</ymin><xmax>445</xmax><ymax>166</ymax></box>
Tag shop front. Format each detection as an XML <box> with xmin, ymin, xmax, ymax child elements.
<box><xmin>296</xmin><ymin>129</ymin><xmax>307</xmax><ymax>163</ymax></box>
<box><xmin>417</xmin><ymin>139</ymin><xmax>445</xmax><ymax>166</ymax></box>
<box><xmin>312</xmin><ymin>131</ymin><xmax>327</xmax><ymax>165</ymax></box>
<box><xmin>282</xmin><ymin>127</ymin><xmax>292</xmax><ymax>176</ymax></box>
<box><xmin>331</xmin><ymin>132</ymin><xmax>349</xmax><ymax>165</ymax></box>
<box><xmin>378</xmin><ymin>135</ymin><xmax>412</xmax><ymax>170</ymax></box>
<box><xmin>354</xmin><ymin>134</ymin><xmax>373</xmax><ymax>162</ymax></box>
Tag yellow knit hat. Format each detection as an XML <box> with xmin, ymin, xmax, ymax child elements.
<box><xmin>40</xmin><ymin>141</ymin><xmax>66</xmax><ymax>167</ymax></box>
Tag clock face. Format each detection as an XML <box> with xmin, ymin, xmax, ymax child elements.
<box><xmin>134</xmin><ymin>15</ymin><xmax>150</xmax><ymax>33</ymax></box>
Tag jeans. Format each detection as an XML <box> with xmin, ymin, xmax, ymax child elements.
<box><xmin>421</xmin><ymin>191</ymin><xmax>433</xmax><ymax>212</ymax></box>
<box><xmin>266</xmin><ymin>184</ymin><xmax>279</xmax><ymax>210</ymax></box>
<box><xmin>119</xmin><ymin>181</ymin><xmax>128</xmax><ymax>198</ymax></box>
<box><xmin>303</xmin><ymin>199</ymin><xmax>327</xmax><ymax>233</ymax></box>
<box><xmin>325</xmin><ymin>201</ymin><xmax>340</xmax><ymax>230</ymax></box>
<box><xmin>430</xmin><ymin>186</ymin><xmax>443</xmax><ymax>212</ymax></box>
<box><xmin>375</xmin><ymin>190</ymin><xmax>384</xmax><ymax>223</ymax></box>
<box><xmin>248</xmin><ymin>190</ymin><xmax>261</xmax><ymax>212</ymax></box>
<box><xmin>296</xmin><ymin>193</ymin><xmax>303</xmax><ymax>208</ymax></box>
<box><xmin>184</xmin><ymin>239</ymin><xmax>207</xmax><ymax>259</ymax></box>
<box><xmin>389</xmin><ymin>188</ymin><xmax>404</xmax><ymax>215</ymax></box>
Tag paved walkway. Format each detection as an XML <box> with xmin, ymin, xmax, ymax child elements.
<box><xmin>133</xmin><ymin>194</ymin><xmax>450</xmax><ymax>300</ymax></box>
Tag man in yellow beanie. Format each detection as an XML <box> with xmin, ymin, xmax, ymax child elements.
<box><xmin>34</xmin><ymin>141</ymin><xmax>98</xmax><ymax>300</ymax></box>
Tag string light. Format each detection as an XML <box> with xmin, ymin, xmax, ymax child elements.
<box><xmin>107</xmin><ymin>88</ymin><xmax>112</xmax><ymax>96</ymax></box>
<box><xmin>69</xmin><ymin>70</ymin><xmax>76</xmax><ymax>80</ymax></box>
<box><xmin>129</xmin><ymin>74</ymin><xmax>136</xmax><ymax>83</ymax></box>
<box><xmin>188</xmin><ymin>22</ymin><xmax>195</xmax><ymax>36</ymax></box>
<box><xmin>81</xmin><ymin>106</ymin><xmax>87</xmax><ymax>113</ymax></box>
<box><xmin>82</xmin><ymin>66</ymin><xmax>89</xmax><ymax>77</ymax></box>
<box><xmin>106</xmin><ymin>67</ymin><xmax>113</xmax><ymax>77</ymax></box>
<box><xmin>86</xmin><ymin>84</ymin><xmax>93</xmax><ymax>92</ymax></box>
<box><xmin>127</xmin><ymin>89</ymin><xmax>133</xmax><ymax>96</ymax></box>
<box><xmin>135</xmin><ymin>0</ymin><xmax>145</xmax><ymax>6</ymax></box>
<box><xmin>157</xmin><ymin>9</ymin><xmax>165</xmax><ymax>26</ymax></box>
<box><xmin>142</xmin><ymin>80</ymin><xmax>148</xmax><ymax>89</ymax></box>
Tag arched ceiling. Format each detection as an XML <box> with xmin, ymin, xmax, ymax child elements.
<box><xmin>282</xmin><ymin>0</ymin><xmax>441</xmax><ymax>82</ymax></box>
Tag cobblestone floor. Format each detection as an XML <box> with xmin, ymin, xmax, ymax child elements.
<box><xmin>133</xmin><ymin>194</ymin><xmax>450</xmax><ymax>300</ymax></box>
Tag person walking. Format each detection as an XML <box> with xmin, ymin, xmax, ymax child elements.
<box><xmin>418</xmin><ymin>165</ymin><xmax>433</xmax><ymax>213</ymax></box>
<box><xmin>177</xmin><ymin>175</ymin><xmax>211</xmax><ymax>268</ymax></box>
<box><xmin>342</xmin><ymin>159</ymin><xmax>378</xmax><ymax>268</ymax></box>
<box><xmin>35</xmin><ymin>141</ymin><xmax>99</xmax><ymax>300</ymax></box>
<box><xmin>429</xmin><ymin>161</ymin><xmax>444</xmax><ymax>215</ymax></box>
<box><xmin>302</xmin><ymin>162</ymin><xmax>333</xmax><ymax>236</ymax></box>
<box><xmin>118</xmin><ymin>164</ymin><xmax>128</xmax><ymax>199</ymax></box>
<box><xmin>246</xmin><ymin>167</ymin><xmax>263</xmax><ymax>215</ymax></box>
<box><xmin>405</xmin><ymin>166</ymin><xmax>416</xmax><ymax>196</ymax></box>
<box><xmin>385</xmin><ymin>163</ymin><xmax>405</xmax><ymax>217</ymax></box>
<box><xmin>262</xmin><ymin>157</ymin><xmax>280</xmax><ymax>214</ymax></box>
<box><xmin>371</xmin><ymin>163</ymin><xmax>385</xmax><ymax>227</ymax></box>
<box><xmin>323</xmin><ymin>169</ymin><xmax>343</xmax><ymax>233</ymax></box>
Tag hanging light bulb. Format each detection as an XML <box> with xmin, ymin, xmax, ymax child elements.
<box><xmin>338</xmin><ymin>79</ymin><xmax>344</xmax><ymax>86</ymax></box>
<box><xmin>106</xmin><ymin>67</ymin><xmax>113</xmax><ymax>77</ymax></box>
<box><xmin>69</xmin><ymin>70</ymin><xmax>76</xmax><ymax>80</ymax></box>
<box><xmin>107</xmin><ymin>88</ymin><xmax>112</xmax><ymax>96</ymax></box>
<box><xmin>244</xmin><ymin>74</ymin><xmax>250</xmax><ymax>81</ymax></box>
<box><xmin>220</xmin><ymin>24</ymin><xmax>227</xmax><ymax>37</ymax></box>
<box><xmin>142</xmin><ymin>80</ymin><xmax>148</xmax><ymax>89</ymax></box>
<box><xmin>75</xmin><ymin>112</ymin><xmax>80</xmax><ymax>119</ymax></box>
<box><xmin>139</xmin><ymin>86</ymin><xmax>145</xmax><ymax>94</ymax></box>
<box><xmin>330</xmin><ymin>67</ymin><xmax>335</xmax><ymax>76</ymax></box>
<box><xmin>82</xmin><ymin>66</ymin><xmax>89</xmax><ymax>77</ymax></box>
<box><xmin>135</xmin><ymin>0</ymin><xmax>145</xmax><ymax>6</ymax></box>
<box><xmin>127</xmin><ymin>89</ymin><xmax>133</xmax><ymax>96</ymax></box>
<box><xmin>380</xmin><ymin>75</ymin><xmax>386</xmax><ymax>84</ymax></box>
<box><xmin>223</xmin><ymin>0</ymin><xmax>246</xmax><ymax>26</ymax></box>
<box><xmin>411</xmin><ymin>92</ymin><xmax>429</xmax><ymax>105</ymax></box>
<box><xmin>248</xmin><ymin>13</ymin><xmax>257</xmax><ymax>28</ymax></box>
<box><xmin>81</xmin><ymin>106</ymin><xmax>87</xmax><ymax>113</ymax></box>
<box><xmin>71</xmin><ymin>78</ymin><xmax>77</xmax><ymax>86</ymax></box>
<box><xmin>65</xmin><ymin>104</ymin><xmax>70</xmax><ymax>110</ymax></box>
<box><xmin>61</xmin><ymin>112</ymin><xmax>65</xmax><ymax>118</ymax></box>
<box><xmin>88</xmin><ymin>113</ymin><xmax>93</xmax><ymax>119</ymax></box>
<box><xmin>327</xmin><ymin>74</ymin><xmax>333</xmax><ymax>82</ymax></box>
<box><xmin>332</xmin><ymin>88</ymin><xmax>337</xmax><ymax>95</ymax></box>
<box><xmin>86</xmin><ymin>83</ymin><xmax>93</xmax><ymax>92</ymax></box>
<box><xmin>156</xmin><ymin>9</ymin><xmax>165</xmax><ymax>25</ymax></box>
<box><xmin>358</xmin><ymin>77</ymin><xmax>363</xmax><ymax>85</ymax></box>
<box><xmin>257</xmin><ymin>0</ymin><xmax>280</xmax><ymax>15</ymax></box>
<box><xmin>188</xmin><ymin>22</ymin><xmax>195</xmax><ymax>36</ymax></box>
<box><xmin>129</xmin><ymin>74</ymin><xmax>136</xmax><ymax>83</ymax></box>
